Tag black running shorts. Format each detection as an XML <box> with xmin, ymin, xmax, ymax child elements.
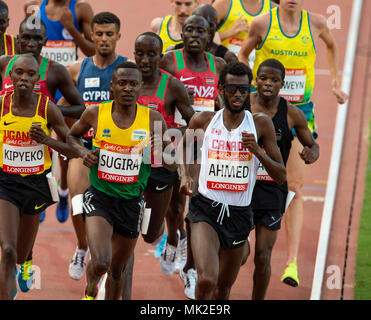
<box><xmin>83</xmin><ymin>186</ymin><xmax>144</xmax><ymax>238</ymax></box>
<box><xmin>0</xmin><ymin>168</ymin><xmax>55</xmax><ymax>215</ymax></box>
<box><xmin>186</xmin><ymin>194</ymin><xmax>254</xmax><ymax>250</ymax></box>
<box><xmin>145</xmin><ymin>167</ymin><xmax>179</xmax><ymax>193</ymax></box>
<box><xmin>253</xmin><ymin>209</ymin><xmax>283</xmax><ymax>231</ymax></box>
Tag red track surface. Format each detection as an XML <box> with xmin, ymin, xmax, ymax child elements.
<box><xmin>4</xmin><ymin>0</ymin><xmax>371</xmax><ymax>300</ymax></box>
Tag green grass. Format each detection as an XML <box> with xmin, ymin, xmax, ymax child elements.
<box><xmin>355</xmin><ymin>120</ymin><xmax>371</xmax><ymax>299</ymax></box>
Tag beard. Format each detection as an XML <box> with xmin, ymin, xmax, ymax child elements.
<box><xmin>224</xmin><ymin>96</ymin><xmax>250</xmax><ymax>114</ymax></box>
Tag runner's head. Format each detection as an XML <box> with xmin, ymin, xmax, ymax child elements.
<box><xmin>219</xmin><ymin>62</ymin><xmax>252</xmax><ymax>114</ymax></box>
<box><xmin>193</xmin><ymin>4</ymin><xmax>218</xmax><ymax>46</ymax></box>
<box><xmin>280</xmin><ymin>0</ymin><xmax>303</xmax><ymax>12</ymax></box>
<box><xmin>256</xmin><ymin>59</ymin><xmax>285</xmax><ymax>100</ymax></box>
<box><xmin>17</xmin><ymin>17</ymin><xmax>47</xmax><ymax>57</ymax></box>
<box><xmin>0</xmin><ymin>1</ymin><xmax>9</xmax><ymax>36</ymax></box>
<box><xmin>182</xmin><ymin>15</ymin><xmax>210</xmax><ymax>53</ymax></box>
<box><xmin>9</xmin><ymin>53</ymin><xmax>40</xmax><ymax>94</ymax></box>
<box><xmin>171</xmin><ymin>0</ymin><xmax>200</xmax><ymax>25</ymax></box>
<box><xmin>134</xmin><ymin>32</ymin><xmax>163</xmax><ymax>78</ymax></box>
<box><xmin>111</xmin><ymin>61</ymin><xmax>143</xmax><ymax>107</ymax></box>
<box><xmin>91</xmin><ymin>12</ymin><xmax>121</xmax><ymax>58</ymax></box>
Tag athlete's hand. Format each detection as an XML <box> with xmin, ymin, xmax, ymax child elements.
<box><xmin>299</xmin><ymin>146</ymin><xmax>317</xmax><ymax>164</ymax></box>
<box><xmin>30</xmin><ymin>123</ymin><xmax>48</xmax><ymax>144</ymax></box>
<box><xmin>60</xmin><ymin>7</ymin><xmax>75</xmax><ymax>31</ymax></box>
<box><xmin>231</xmin><ymin>17</ymin><xmax>249</xmax><ymax>36</ymax></box>
<box><xmin>179</xmin><ymin>175</ymin><xmax>193</xmax><ymax>195</ymax></box>
<box><xmin>241</xmin><ymin>131</ymin><xmax>259</xmax><ymax>154</ymax></box>
<box><xmin>82</xmin><ymin>148</ymin><xmax>99</xmax><ymax>168</ymax></box>
<box><xmin>332</xmin><ymin>79</ymin><xmax>348</xmax><ymax>104</ymax></box>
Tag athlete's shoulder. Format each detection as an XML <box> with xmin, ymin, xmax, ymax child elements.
<box><xmin>151</xmin><ymin>16</ymin><xmax>165</xmax><ymax>34</ymax></box>
<box><xmin>286</xmin><ymin>101</ymin><xmax>306</xmax><ymax>123</ymax></box>
<box><xmin>253</xmin><ymin>111</ymin><xmax>273</xmax><ymax>127</ymax></box>
<box><xmin>190</xmin><ymin>111</ymin><xmax>215</xmax><ymax>130</ymax></box>
<box><xmin>212</xmin><ymin>0</ymin><xmax>232</xmax><ymax>22</ymax></box>
<box><xmin>307</xmin><ymin>11</ymin><xmax>327</xmax><ymax>31</ymax></box>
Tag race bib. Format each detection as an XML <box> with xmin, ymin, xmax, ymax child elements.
<box><xmin>206</xmin><ymin>149</ymin><xmax>252</xmax><ymax>192</ymax></box>
<box><xmin>3</xmin><ymin>136</ymin><xmax>44</xmax><ymax>174</ymax></box>
<box><xmin>174</xmin><ymin>98</ymin><xmax>215</xmax><ymax>126</ymax></box>
<box><xmin>41</xmin><ymin>40</ymin><xmax>77</xmax><ymax>67</ymax></box>
<box><xmin>279</xmin><ymin>68</ymin><xmax>307</xmax><ymax>102</ymax></box>
<box><xmin>97</xmin><ymin>141</ymin><xmax>143</xmax><ymax>183</ymax></box>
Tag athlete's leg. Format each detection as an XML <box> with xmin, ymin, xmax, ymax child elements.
<box><xmin>121</xmin><ymin>253</ymin><xmax>134</xmax><ymax>300</ymax></box>
<box><xmin>252</xmin><ymin>221</ymin><xmax>278</xmax><ymax>300</ymax></box>
<box><xmin>84</xmin><ymin>215</ymin><xmax>113</xmax><ymax>298</ymax></box>
<box><xmin>190</xmin><ymin>221</ymin><xmax>220</xmax><ymax>300</ymax></box>
<box><xmin>214</xmin><ymin>244</ymin><xmax>245</xmax><ymax>300</ymax></box>
<box><xmin>105</xmin><ymin>232</ymin><xmax>137</xmax><ymax>300</ymax></box>
<box><xmin>0</xmin><ymin>200</ymin><xmax>20</xmax><ymax>299</ymax></box>
<box><xmin>284</xmin><ymin>137</ymin><xmax>307</xmax><ymax>267</ymax></box>
<box><xmin>241</xmin><ymin>240</ymin><xmax>250</xmax><ymax>266</ymax></box>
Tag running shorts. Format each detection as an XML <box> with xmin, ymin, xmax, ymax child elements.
<box><xmin>145</xmin><ymin>167</ymin><xmax>179</xmax><ymax>193</ymax></box>
<box><xmin>291</xmin><ymin>101</ymin><xmax>318</xmax><ymax>139</ymax></box>
<box><xmin>83</xmin><ymin>186</ymin><xmax>144</xmax><ymax>238</ymax></box>
<box><xmin>186</xmin><ymin>194</ymin><xmax>254</xmax><ymax>250</ymax></box>
<box><xmin>0</xmin><ymin>168</ymin><xmax>55</xmax><ymax>215</ymax></box>
<box><xmin>253</xmin><ymin>209</ymin><xmax>283</xmax><ymax>230</ymax></box>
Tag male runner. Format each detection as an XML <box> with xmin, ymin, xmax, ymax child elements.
<box><xmin>250</xmin><ymin>58</ymin><xmax>319</xmax><ymax>298</ymax></box>
<box><xmin>67</xmin><ymin>61</ymin><xmax>177</xmax><ymax>300</ymax></box>
<box><xmin>169</xmin><ymin>4</ymin><xmax>238</xmax><ymax>64</ymax></box>
<box><xmin>159</xmin><ymin>14</ymin><xmax>225</xmax><ymax>278</ymax></box>
<box><xmin>0</xmin><ymin>17</ymin><xmax>85</xmax><ymax>293</ymax></box>
<box><xmin>237</xmin><ymin>0</ymin><xmax>348</xmax><ymax>286</ymax></box>
<box><xmin>151</xmin><ymin>0</ymin><xmax>200</xmax><ymax>53</ymax></box>
<box><xmin>179</xmin><ymin>61</ymin><xmax>285</xmax><ymax>300</ymax></box>
<box><xmin>0</xmin><ymin>54</ymin><xmax>79</xmax><ymax>300</ymax></box>
<box><xmin>63</xmin><ymin>11</ymin><xmax>128</xmax><ymax>281</ymax></box>
<box><xmin>0</xmin><ymin>1</ymin><xmax>17</xmax><ymax>56</ymax></box>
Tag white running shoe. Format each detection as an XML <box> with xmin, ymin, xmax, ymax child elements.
<box><xmin>174</xmin><ymin>236</ymin><xmax>187</xmax><ymax>274</ymax></box>
<box><xmin>69</xmin><ymin>247</ymin><xmax>89</xmax><ymax>280</ymax></box>
<box><xmin>160</xmin><ymin>243</ymin><xmax>177</xmax><ymax>276</ymax></box>
<box><xmin>180</xmin><ymin>268</ymin><xmax>197</xmax><ymax>300</ymax></box>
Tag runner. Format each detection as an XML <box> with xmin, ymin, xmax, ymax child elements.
<box><xmin>0</xmin><ymin>54</ymin><xmax>79</xmax><ymax>300</ymax></box>
<box><xmin>66</xmin><ymin>61</ymin><xmax>177</xmax><ymax>300</ymax></box>
<box><xmin>250</xmin><ymin>58</ymin><xmax>319</xmax><ymax>298</ymax></box>
<box><xmin>151</xmin><ymin>0</ymin><xmax>200</xmax><ymax>53</ymax></box>
<box><xmin>179</xmin><ymin>61</ymin><xmax>286</xmax><ymax>300</ymax></box>
<box><xmin>237</xmin><ymin>0</ymin><xmax>348</xmax><ymax>286</ymax></box>
<box><xmin>169</xmin><ymin>4</ymin><xmax>238</xmax><ymax>64</ymax></box>
<box><xmin>159</xmin><ymin>14</ymin><xmax>225</xmax><ymax>279</ymax></box>
<box><xmin>0</xmin><ymin>1</ymin><xmax>17</xmax><ymax>56</ymax></box>
<box><xmin>24</xmin><ymin>0</ymin><xmax>95</xmax><ymax>225</ymax></box>
<box><xmin>212</xmin><ymin>0</ymin><xmax>277</xmax><ymax>67</ymax></box>
<box><xmin>62</xmin><ymin>11</ymin><xmax>128</xmax><ymax>281</ymax></box>
<box><xmin>0</xmin><ymin>17</ymin><xmax>85</xmax><ymax>294</ymax></box>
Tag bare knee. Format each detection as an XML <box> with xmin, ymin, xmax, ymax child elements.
<box><xmin>197</xmin><ymin>273</ymin><xmax>218</xmax><ymax>297</ymax></box>
<box><xmin>92</xmin><ymin>257</ymin><xmax>110</xmax><ymax>276</ymax></box>
<box><xmin>254</xmin><ymin>248</ymin><xmax>272</xmax><ymax>271</ymax></box>
<box><xmin>1</xmin><ymin>245</ymin><xmax>17</xmax><ymax>267</ymax></box>
<box><xmin>214</xmin><ymin>286</ymin><xmax>231</xmax><ymax>300</ymax></box>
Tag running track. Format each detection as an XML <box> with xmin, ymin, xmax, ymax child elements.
<box><xmin>5</xmin><ymin>0</ymin><xmax>371</xmax><ymax>300</ymax></box>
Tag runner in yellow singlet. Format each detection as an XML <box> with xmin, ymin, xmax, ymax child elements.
<box><xmin>151</xmin><ymin>0</ymin><xmax>200</xmax><ymax>53</ymax></box>
<box><xmin>238</xmin><ymin>0</ymin><xmax>348</xmax><ymax>287</ymax></box>
<box><xmin>0</xmin><ymin>1</ymin><xmax>17</xmax><ymax>56</ymax></box>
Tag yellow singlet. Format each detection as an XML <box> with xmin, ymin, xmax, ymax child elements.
<box><xmin>158</xmin><ymin>15</ymin><xmax>183</xmax><ymax>53</ymax></box>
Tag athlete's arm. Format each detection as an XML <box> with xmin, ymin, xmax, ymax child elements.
<box><xmin>312</xmin><ymin>13</ymin><xmax>348</xmax><ymax>104</ymax></box>
<box><xmin>250</xmin><ymin>112</ymin><xmax>286</xmax><ymax>184</ymax></box>
<box><xmin>150</xmin><ymin>109</ymin><xmax>178</xmax><ymax>172</ymax></box>
<box><xmin>150</xmin><ymin>17</ymin><xmax>163</xmax><ymax>34</ymax></box>
<box><xmin>179</xmin><ymin>111</ymin><xmax>214</xmax><ymax>195</ymax></box>
<box><xmin>159</xmin><ymin>52</ymin><xmax>176</xmax><ymax>75</ymax></box>
<box><xmin>50</xmin><ymin>62</ymin><xmax>85</xmax><ymax>118</ymax></box>
<box><xmin>238</xmin><ymin>14</ymin><xmax>268</xmax><ymax>66</ymax></box>
<box><xmin>223</xmin><ymin>49</ymin><xmax>238</xmax><ymax>64</ymax></box>
<box><xmin>169</xmin><ymin>77</ymin><xmax>195</xmax><ymax>125</ymax></box>
<box><xmin>29</xmin><ymin>100</ymin><xmax>80</xmax><ymax>159</ymax></box>
<box><xmin>215</xmin><ymin>57</ymin><xmax>227</xmax><ymax>109</ymax></box>
<box><xmin>288</xmin><ymin>103</ymin><xmax>319</xmax><ymax>164</ymax></box>
<box><xmin>67</xmin><ymin>105</ymin><xmax>99</xmax><ymax>167</ymax></box>
<box><xmin>212</xmin><ymin>0</ymin><xmax>230</xmax><ymax>25</ymax></box>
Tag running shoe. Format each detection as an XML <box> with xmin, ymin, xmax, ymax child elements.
<box><xmin>56</xmin><ymin>190</ymin><xmax>69</xmax><ymax>223</ymax></box>
<box><xmin>155</xmin><ymin>233</ymin><xmax>168</xmax><ymax>258</ymax></box>
<box><xmin>82</xmin><ymin>285</ymin><xmax>98</xmax><ymax>300</ymax></box>
<box><xmin>160</xmin><ymin>242</ymin><xmax>177</xmax><ymax>276</ymax></box>
<box><xmin>180</xmin><ymin>268</ymin><xmax>197</xmax><ymax>300</ymax></box>
<box><xmin>39</xmin><ymin>210</ymin><xmax>45</xmax><ymax>223</ymax></box>
<box><xmin>14</xmin><ymin>267</ymin><xmax>18</xmax><ymax>299</ymax></box>
<box><xmin>69</xmin><ymin>247</ymin><xmax>89</xmax><ymax>280</ymax></box>
<box><xmin>174</xmin><ymin>234</ymin><xmax>187</xmax><ymax>274</ymax></box>
<box><xmin>17</xmin><ymin>259</ymin><xmax>33</xmax><ymax>293</ymax></box>
<box><xmin>281</xmin><ymin>258</ymin><xmax>300</xmax><ymax>287</ymax></box>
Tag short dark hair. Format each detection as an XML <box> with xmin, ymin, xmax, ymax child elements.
<box><xmin>135</xmin><ymin>32</ymin><xmax>163</xmax><ymax>53</ymax></box>
<box><xmin>0</xmin><ymin>0</ymin><xmax>8</xmax><ymax>14</ymax></box>
<box><xmin>113</xmin><ymin>61</ymin><xmax>142</xmax><ymax>77</ymax></box>
<box><xmin>218</xmin><ymin>62</ymin><xmax>253</xmax><ymax>86</ymax></box>
<box><xmin>19</xmin><ymin>16</ymin><xmax>47</xmax><ymax>36</ymax></box>
<box><xmin>91</xmin><ymin>12</ymin><xmax>121</xmax><ymax>31</ymax></box>
<box><xmin>257</xmin><ymin>58</ymin><xmax>285</xmax><ymax>80</ymax></box>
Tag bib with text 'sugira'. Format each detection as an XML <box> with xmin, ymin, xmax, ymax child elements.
<box><xmin>90</xmin><ymin>101</ymin><xmax>151</xmax><ymax>199</ymax></box>
<box><xmin>0</xmin><ymin>92</ymin><xmax>51</xmax><ymax>176</ymax></box>
<box><xmin>253</xmin><ymin>7</ymin><xmax>316</xmax><ymax>104</ymax></box>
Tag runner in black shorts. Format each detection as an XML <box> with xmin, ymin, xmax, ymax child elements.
<box><xmin>0</xmin><ymin>54</ymin><xmax>79</xmax><ymax>299</ymax></box>
<box><xmin>249</xmin><ymin>59</ymin><xmax>319</xmax><ymax>298</ymax></box>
